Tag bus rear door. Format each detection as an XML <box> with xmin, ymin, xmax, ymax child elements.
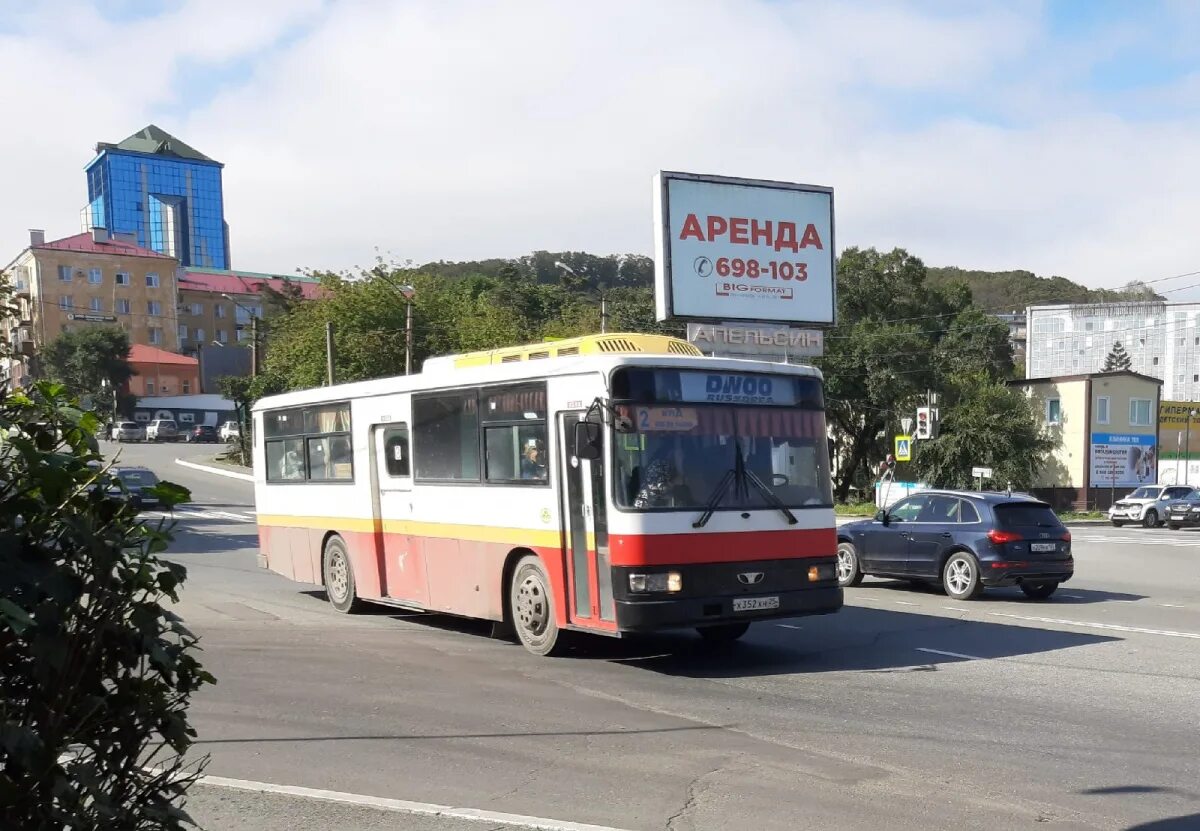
<box><xmin>371</xmin><ymin>423</ymin><xmax>429</xmax><ymax>607</ymax></box>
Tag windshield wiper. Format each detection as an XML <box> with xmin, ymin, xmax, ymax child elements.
<box><xmin>692</xmin><ymin>443</ymin><xmax>745</xmax><ymax>529</ymax></box>
<box><xmin>740</xmin><ymin>466</ymin><xmax>798</xmax><ymax>527</ymax></box>
<box><xmin>692</xmin><ymin>441</ymin><xmax>798</xmax><ymax>528</ymax></box>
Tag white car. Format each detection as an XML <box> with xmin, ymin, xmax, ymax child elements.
<box><xmin>219</xmin><ymin>420</ymin><xmax>241</xmax><ymax>441</ymax></box>
<box><xmin>145</xmin><ymin>419</ymin><xmax>179</xmax><ymax>442</ymax></box>
<box><xmin>111</xmin><ymin>421</ymin><xmax>145</xmax><ymax>442</ymax></box>
<box><xmin>1108</xmin><ymin>485</ymin><xmax>1195</xmax><ymax>528</ymax></box>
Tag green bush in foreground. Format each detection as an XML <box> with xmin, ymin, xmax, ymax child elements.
<box><xmin>0</xmin><ymin>381</ymin><xmax>212</xmax><ymax>829</ymax></box>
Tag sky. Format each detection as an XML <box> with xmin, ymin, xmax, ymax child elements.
<box><xmin>1</xmin><ymin>0</ymin><xmax>1198</xmax><ymax>297</ymax></box>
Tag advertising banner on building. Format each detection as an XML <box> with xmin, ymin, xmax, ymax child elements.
<box><xmin>653</xmin><ymin>172</ymin><xmax>835</xmax><ymax>325</ymax></box>
<box><xmin>1158</xmin><ymin>401</ymin><xmax>1200</xmax><ymax>460</ymax></box>
<box><xmin>1090</xmin><ymin>433</ymin><xmax>1158</xmax><ymax>487</ymax></box>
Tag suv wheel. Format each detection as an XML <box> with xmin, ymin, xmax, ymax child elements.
<box><xmin>836</xmin><ymin>542</ymin><xmax>863</xmax><ymax>587</ymax></box>
<box><xmin>942</xmin><ymin>552</ymin><xmax>982</xmax><ymax>600</ymax></box>
<box><xmin>1142</xmin><ymin>509</ymin><xmax>1159</xmax><ymax>529</ymax></box>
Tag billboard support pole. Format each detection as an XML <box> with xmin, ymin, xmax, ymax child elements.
<box><xmin>1187</xmin><ymin>411</ymin><xmax>1196</xmax><ymax>486</ymax></box>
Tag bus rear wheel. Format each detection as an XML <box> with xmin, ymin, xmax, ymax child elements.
<box><xmin>510</xmin><ymin>555</ymin><xmax>564</xmax><ymax>656</ymax></box>
<box><xmin>323</xmin><ymin>535</ymin><xmax>364</xmax><ymax>614</ymax></box>
<box><xmin>697</xmin><ymin>622</ymin><xmax>751</xmax><ymax>643</ymax></box>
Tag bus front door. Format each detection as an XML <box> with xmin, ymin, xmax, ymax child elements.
<box><xmin>559</xmin><ymin>413</ymin><xmax>615</xmax><ymax>628</ymax></box>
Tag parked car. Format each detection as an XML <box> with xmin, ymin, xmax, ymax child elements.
<box><xmin>111</xmin><ymin>421</ymin><xmax>145</xmax><ymax>442</ymax></box>
<box><xmin>1107</xmin><ymin>485</ymin><xmax>1195</xmax><ymax>528</ymax></box>
<box><xmin>145</xmin><ymin>419</ymin><xmax>179</xmax><ymax>442</ymax></box>
<box><xmin>219</xmin><ymin>420</ymin><xmax>241</xmax><ymax>442</ymax></box>
<box><xmin>837</xmin><ymin>491</ymin><xmax>1073</xmax><ymax>600</ymax></box>
<box><xmin>1164</xmin><ymin>490</ymin><xmax>1200</xmax><ymax>529</ymax></box>
<box><xmin>185</xmin><ymin>425</ymin><xmax>218</xmax><ymax>443</ymax></box>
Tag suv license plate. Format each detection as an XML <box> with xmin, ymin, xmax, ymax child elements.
<box><xmin>733</xmin><ymin>596</ymin><xmax>780</xmax><ymax>612</ymax></box>
<box><xmin>1030</xmin><ymin>543</ymin><xmax>1057</xmax><ymax>552</ymax></box>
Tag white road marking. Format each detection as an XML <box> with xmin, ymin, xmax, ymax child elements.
<box><xmin>893</xmin><ymin>600</ymin><xmax>917</xmax><ymax>606</ymax></box>
<box><xmin>1160</xmin><ymin>603</ymin><xmax>1183</xmax><ymax>608</ymax></box>
<box><xmin>776</xmin><ymin>623</ymin><xmax>802</xmax><ymax>630</ymax></box>
<box><xmin>915</xmin><ymin>647</ymin><xmax>983</xmax><ymax>661</ymax></box>
<box><xmin>197</xmin><ymin>774</ymin><xmax>633</xmax><ymax>831</ymax></box>
<box><xmin>174</xmin><ymin>458</ymin><xmax>254</xmax><ymax>482</ymax></box>
<box><xmin>942</xmin><ymin>606</ymin><xmax>964</xmax><ymax>611</ymax></box>
<box><xmin>989</xmin><ymin>612</ymin><xmax>1200</xmax><ymax>640</ymax></box>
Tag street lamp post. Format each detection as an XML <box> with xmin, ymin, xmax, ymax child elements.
<box><xmin>221</xmin><ymin>293</ymin><xmax>262</xmax><ymax>377</ymax></box>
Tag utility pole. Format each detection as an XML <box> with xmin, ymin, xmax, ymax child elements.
<box><xmin>600</xmin><ymin>294</ymin><xmax>609</xmax><ymax>334</ymax></box>
<box><xmin>325</xmin><ymin>321</ymin><xmax>336</xmax><ymax>386</ymax></box>
<box><xmin>405</xmin><ymin>296</ymin><xmax>414</xmax><ymax>375</ymax></box>
<box><xmin>250</xmin><ymin>316</ymin><xmax>259</xmax><ymax>378</ymax></box>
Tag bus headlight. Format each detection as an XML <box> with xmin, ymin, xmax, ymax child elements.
<box><xmin>629</xmin><ymin>572</ymin><xmax>683</xmax><ymax>593</ymax></box>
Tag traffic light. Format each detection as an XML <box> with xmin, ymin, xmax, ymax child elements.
<box><xmin>915</xmin><ymin>407</ymin><xmax>931</xmax><ymax>439</ymax></box>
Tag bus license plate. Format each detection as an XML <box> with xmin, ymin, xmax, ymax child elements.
<box><xmin>1030</xmin><ymin>543</ymin><xmax>1057</xmax><ymax>552</ymax></box>
<box><xmin>733</xmin><ymin>596</ymin><xmax>780</xmax><ymax>612</ymax></box>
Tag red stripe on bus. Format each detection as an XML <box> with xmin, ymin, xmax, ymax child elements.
<box><xmin>609</xmin><ymin>528</ymin><xmax>835</xmax><ymax>566</ymax></box>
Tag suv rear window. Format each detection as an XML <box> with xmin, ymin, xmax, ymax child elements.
<box><xmin>994</xmin><ymin>503</ymin><xmax>1062</xmax><ymax>529</ymax></box>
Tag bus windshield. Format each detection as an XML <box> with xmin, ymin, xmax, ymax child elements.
<box><xmin>612</xmin><ymin>403</ymin><xmax>833</xmax><ymax>512</ymax></box>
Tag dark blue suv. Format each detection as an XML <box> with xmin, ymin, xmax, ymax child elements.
<box><xmin>837</xmin><ymin>491</ymin><xmax>1073</xmax><ymax>600</ymax></box>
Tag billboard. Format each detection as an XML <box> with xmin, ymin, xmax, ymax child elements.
<box><xmin>1158</xmin><ymin>401</ymin><xmax>1200</xmax><ymax>460</ymax></box>
<box><xmin>653</xmin><ymin>172</ymin><xmax>835</xmax><ymax>325</ymax></box>
<box><xmin>1090</xmin><ymin>433</ymin><xmax>1158</xmax><ymax>487</ymax></box>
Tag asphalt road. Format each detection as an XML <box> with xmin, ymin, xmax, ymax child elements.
<box><xmin>109</xmin><ymin>440</ymin><xmax>1200</xmax><ymax>831</ymax></box>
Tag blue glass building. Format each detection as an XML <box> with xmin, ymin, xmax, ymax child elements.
<box><xmin>84</xmin><ymin>125</ymin><xmax>230</xmax><ymax>269</ymax></box>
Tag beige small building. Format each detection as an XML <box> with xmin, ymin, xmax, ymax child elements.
<box><xmin>2</xmin><ymin>228</ymin><xmax>181</xmax><ymax>387</ymax></box>
<box><xmin>1010</xmin><ymin>370</ymin><xmax>1163</xmax><ymax>510</ymax></box>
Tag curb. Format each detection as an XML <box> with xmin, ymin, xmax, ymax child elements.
<box><xmin>174</xmin><ymin>458</ymin><xmax>254</xmax><ymax>482</ymax></box>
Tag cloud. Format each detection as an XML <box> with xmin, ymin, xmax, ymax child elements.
<box><xmin>3</xmin><ymin>0</ymin><xmax>1198</xmax><ymax>298</ymax></box>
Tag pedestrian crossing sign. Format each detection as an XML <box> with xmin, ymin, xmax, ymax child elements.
<box><xmin>895</xmin><ymin>435</ymin><xmax>912</xmax><ymax>462</ymax></box>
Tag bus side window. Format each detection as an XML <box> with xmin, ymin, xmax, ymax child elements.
<box><xmin>384</xmin><ymin>426</ymin><xmax>410</xmax><ymax>477</ymax></box>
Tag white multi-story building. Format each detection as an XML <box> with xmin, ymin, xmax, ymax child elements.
<box><xmin>1026</xmin><ymin>301</ymin><xmax>1200</xmax><ymax>401</ymax></box>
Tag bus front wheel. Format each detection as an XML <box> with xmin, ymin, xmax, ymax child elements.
<box><xmin>510</xmin><ymin>555</ymin><xmax>564</xmax><ymax>656</ymax></box>
<box><xmin>323</xmin><ymin>535</ymin><xmax>364</xmax><ymax>614</ymax></box>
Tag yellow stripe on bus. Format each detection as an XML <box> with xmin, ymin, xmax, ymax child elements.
<box><xmin>256</xmin><ymin>514</ymin><xmax>567</xmax><ymax>549</ymax></box>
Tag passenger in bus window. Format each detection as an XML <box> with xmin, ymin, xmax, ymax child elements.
<box><xmin>282</xmin><ymin>448</ymin><xmax>304</xmax><ymax>480</ymax></box>
<box><xmin>521</xmin><ymin>441</ymin><xmax>547</xmax><ymax>481</ymax></box>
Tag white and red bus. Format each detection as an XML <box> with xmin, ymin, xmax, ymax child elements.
<box><xmin>252</xmin><ymin>333</ymin><xmax>840</xmax><ymax>655</ymax></box>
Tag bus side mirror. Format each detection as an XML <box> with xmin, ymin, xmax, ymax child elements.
<box><xmin>574</xmin><ymin>421</ymin><xmax>602</xmax><ymax>461</ymax></box>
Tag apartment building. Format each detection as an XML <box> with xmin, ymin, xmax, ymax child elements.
<box><xmin>2</xmin><ymin>228</ymin><xmax>181</xmax><ymax>387</ymax></box>
<box><xmin>1026</xmin><ymin>301</ymin><xmax>1200</xmax><ymax>399</ymax></box>
<box><xmin>175</xmin><ymin>268</ymin><xmax>320</xmax><ymax>354</ymax></box>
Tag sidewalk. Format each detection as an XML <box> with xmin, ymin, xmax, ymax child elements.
<box><xmin>175</xmin><ymin>456</ymin><xmax>254</xmax><ymax>482</ymax></box>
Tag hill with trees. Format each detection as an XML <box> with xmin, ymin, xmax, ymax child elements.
<box><xmin>925</xmin><ymin>266</ymin><xmax>1160</xmax><ymax>312</ymax></box>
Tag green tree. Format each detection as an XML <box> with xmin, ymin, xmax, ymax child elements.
<box><xmin>818</xmin><ymin>248</ymin><xmax>1002</xmax><ymax>500</ymax></box>
<box><xmin>1102</xmin><ymin>341</ymin><xmax>1133</xmax><ymax>372</ymax></box>
<box><xmin>1</xmin><ymin>314</ymin><xmax>211</xmax><ymax>827</ymax></box>
<box><xmin>910</xmin><ymin>373</ymin><xmax>1054</xmax><ymax>489</ymax></box>
<box><xmin>41</xmin><ymin>326</ymin><xmax>135</xmax><ymax>415</ymax></box>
